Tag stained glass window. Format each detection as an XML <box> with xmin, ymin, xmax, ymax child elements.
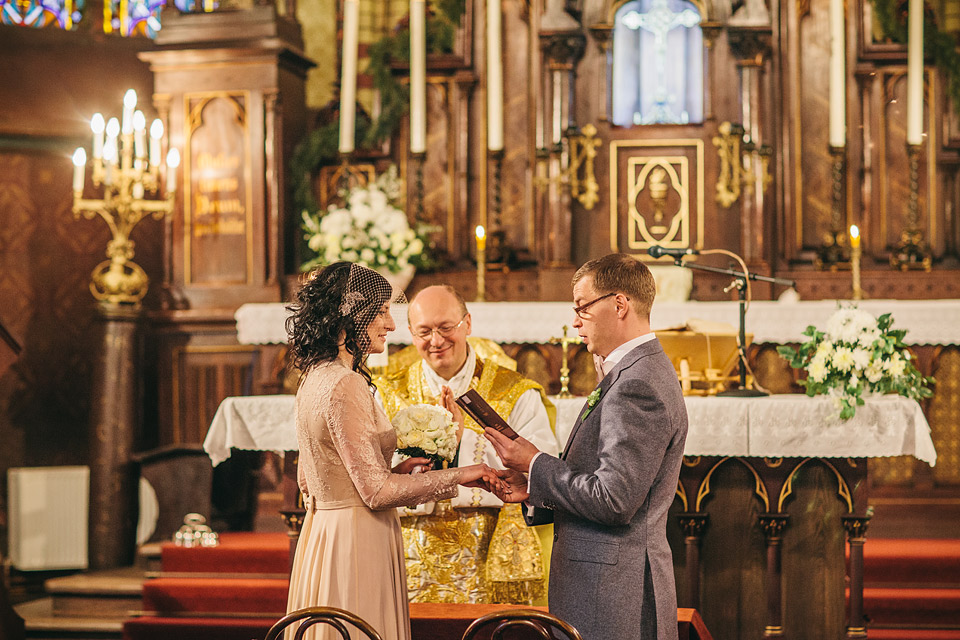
<box><xmin>611</xmin><ymin>0</ymin><xmax>704</xmax><ymax>126</ymax></box>
<box><xmin>0</xmin><ymin>0</ymin><xmax>83</xmax><ymax>29</ymax></box>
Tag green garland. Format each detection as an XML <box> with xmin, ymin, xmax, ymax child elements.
<box><xmin>872</xmin><ymin>0</ymin><xmax>960</xmax><ymax>118</ymax></box>
<box><xmin>363</xmin><ymin>0</ymin><xmax>465</xmax><ymax>147</ymax></box>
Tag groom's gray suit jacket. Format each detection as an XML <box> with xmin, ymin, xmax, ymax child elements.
<box><xmin>526</xmin><ymin>338</ymin><xmax>688</xmax><ymax>640</ymax></box>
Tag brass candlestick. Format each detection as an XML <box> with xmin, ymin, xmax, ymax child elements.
<box><xmin>549</xmin><ymin>325</ymin><xmax>582</xmax><ymax>398</ymax></box>
<box><xmin>475</xmin><ymin>225</ymin><xmax>486</xmax><ymax>302</ymax></box>
<box><xmin>72</xmin><ymin>89</ymin><xmax>177</xmax><ymax>307</ymax></box>
<box><xmin>890</xmin><ymin>143</ymin><xmax>932</xmax><ymax>271</ymax></box>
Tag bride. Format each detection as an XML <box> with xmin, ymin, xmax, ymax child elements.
<box><xmin>284</xmin><ymin>262</ymin><xmax>495</xmax><ymax>640</ymax></box>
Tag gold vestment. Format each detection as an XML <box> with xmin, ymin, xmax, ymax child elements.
<box><xmin>375</xmin><ymin>356</ymin><xmax>554</xmax><ymax>604</ymax></box>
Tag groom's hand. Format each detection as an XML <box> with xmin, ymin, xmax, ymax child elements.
<box><xmin>484</xmin><ymin>428</ymin><xmax>539</xmax><ymax>473</ymax></box>
<box><xmin>490</xmin><ymin>468</ymin><xmax>530</xmax><ymax>503</ymax></box>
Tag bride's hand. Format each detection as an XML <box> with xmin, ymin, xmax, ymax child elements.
<box><xmin>392</xmin><ymin>457</ymin><xmax>433</xmax><ymax>475</ymax></box>
<box><xmin>440</xmin><ymin>385</ymin><xmax>465</xmax><ymax>443</ymax></box>
<box><xmin>457</xmin><ymin>464</ymin><xmax>501</xmax><ymax>492</ymax></box>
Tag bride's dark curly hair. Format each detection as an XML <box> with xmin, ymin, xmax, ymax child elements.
<box><xmin>285</xmin><ymin>262</ymin><xmax>391</xmax><ymax>386</ymax></box>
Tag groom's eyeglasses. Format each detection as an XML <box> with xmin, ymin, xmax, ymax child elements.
<box><xmin>411</xmin><ymin>314</ymin><xmax>468</xmax><ymax>341</ymax></box>
<box><xmin>573</xmin><ymin>292</ymin><xmax>616</xmax><ymax>319</ymax></box>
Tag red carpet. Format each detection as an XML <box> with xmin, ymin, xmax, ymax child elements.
<box><xmin>159</xmin><ymin>532</ymin><xmax>290</xmax><ymax>575</ymax></box>
<box><xmin>859</xmin><ymin>538</ymin><xmax>960</xmax><ymax>638</ymax></box>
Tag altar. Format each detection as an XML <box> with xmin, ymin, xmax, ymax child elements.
<box><xmin>204</xmin><ymin>392</ymin><xmax>936</xmax><ymax>640</ymax></box>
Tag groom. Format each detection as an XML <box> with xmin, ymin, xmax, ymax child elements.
<box><xmin>485</xmin><ymin>253</ymin><xmax>688</xmax><ymax>640</ymax></box>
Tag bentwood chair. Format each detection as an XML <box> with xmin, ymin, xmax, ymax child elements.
<box><xmin>461</xmin><ymin>609</ymin><xmax>583</xmax><ymax>640</ymax></box>
<box><xmin>264</xmin><ymin>606</ymin><xmax>384</xmax><ymax>640</ymax></box>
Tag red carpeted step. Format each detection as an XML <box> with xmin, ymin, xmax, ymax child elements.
<box><xmin>161</xmin><ymin>532</ymin><xmax>290</xmax><ymax>575</ymax></box>
<box><xmin>862</xmin><ymin>539</ymin><xmax>960</xmax><ymax>586</ymax></box>
<box><xmin>123</xmin><ymin>616</ymin><xmax>277</xmax><ymax>640</ymax></box>
<box><xmin>142</xmin><ymin>577</ymin><xmax>289</xmax><ymax>616</ymax></box>
<box><xmin>868</xmin><ymin>629</ymin><xmax>960</xmax><ymax>640</ymax></box>
<box><xmin>864</xmin><ymin>587</ymin><xmax>960</xmax><ymax>626</ymax></box>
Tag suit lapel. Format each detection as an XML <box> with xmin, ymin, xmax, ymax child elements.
<box><xmin>560</xmin><ymin>339</ymin><xmax>662</xmax><ymax>460</ymax></box>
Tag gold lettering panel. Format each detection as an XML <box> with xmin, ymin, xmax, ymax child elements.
<box><xmin>184</xmin><ymin>92</ymin><xmax>253</xmax><ymax>284</ymax></box>
<box><xmin>609</xmin><ymin>140</ymin><xmax>704</xmax><ymax>256</ymax></box>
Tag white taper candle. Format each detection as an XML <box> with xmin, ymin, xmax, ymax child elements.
<box><xmin>339</xmin><ymin>0</ymin><xmax>360</xmax><ymax>154</ymax></box>
<box><xmin>409</xmin><ymin>0</ymin><xmax>427</xmax><ymax>154</ymax></box>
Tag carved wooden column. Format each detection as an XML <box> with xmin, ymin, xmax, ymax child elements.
<box><xmin>676</xmin><ymin>512</ymin><xmax>709</xmax><ymax>610</ymax></box>
<box><xmin>842</xmin><ymin>515</ymin><xmax>871</xmax><ymax>639</ymax></box>
<box><xmin>758</xmin><ymin>513</ymin><xmax>789</xmax><ymax>639</ymax></box>
<box><xmin>538</xmin><ymin>30</ymin><xmax>584</xmax><ymax>267</ymax></box>
<box><xmin>727</xmin><ymin>24</ymin><xmax>772</xmax><ymax>265</ymax></box>
<box><xmin>88</xmin><ymin>306</ymin><xmax>142</xmax><ymax>569</ymax></box>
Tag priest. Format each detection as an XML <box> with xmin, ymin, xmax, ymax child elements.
<box><xmin>374</xmin><ymin>285</ymin><xmax>559</xmax><ymax>604</ymax></box>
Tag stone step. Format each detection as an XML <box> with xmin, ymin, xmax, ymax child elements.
<box><xmin>15</xmin><ymin>597</ymin><xmax>123</xmax><ymax>640</ymax></box>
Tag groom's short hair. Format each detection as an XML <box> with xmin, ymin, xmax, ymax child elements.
<box><xmin>573</xmin><ymin>253</ymin><xmax>656</xmax><ymax>319</ymax></box>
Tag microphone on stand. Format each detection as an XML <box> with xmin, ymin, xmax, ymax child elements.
<box><xmin>647</xmin><ymin>245</ymin><xmax>699</xmax><ymax>259</ymax></box>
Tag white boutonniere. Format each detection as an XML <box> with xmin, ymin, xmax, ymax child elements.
<box><xmin>582</xmin><ymin>387</ymin><xmax>603</xmax><ymax>420</ymax></box>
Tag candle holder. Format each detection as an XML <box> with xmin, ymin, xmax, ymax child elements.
<box><xmin>712</xmin><ymin>121</ymin><xmax>772</xmax><ymax>209</ymax></box>
<box><xmin>814</xmin><ymin>146</ymin><xmax>848</xmax><ymax>271</ymax></box>
<box><xmin>486</xmin><ymin>149</ymin><xmax>508</xmax><ymax>265</ymax></box>
<box><xmin>72</xmin><ymin>91</ymin><xmax>177</xmax><ymax>307</ymax></box>
<box><xmin>890</xmin><ymin>143</ymin><xmax>932</xmax><ymax>271</ymax></box>
<box><xmin>549</xmin><ymin>325</ymin><xmax>582</xmax><ymax>398</ymax></box>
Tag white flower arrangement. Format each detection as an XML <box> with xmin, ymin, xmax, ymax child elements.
<box><xmin>392</xmin><ymin>403</ymin><xmax>459</xmax><ymax>467</ymax></box>
<box><xmin>300</xmin><ymin>165</ymin><xmax>431</xmax><ymax>273</ymax></box>
<box><xmin>778</xmin><ymin>305</ymin><xmax>934</xmax><ymax>419</ymax></box>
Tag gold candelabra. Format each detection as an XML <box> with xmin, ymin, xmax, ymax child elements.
<box><xmin>72</xmin><ymin>89</ymin><xmax>178</xmax><ymax>307</ymax></box>
<box><xmin>713</xmin><ymin>121</ymin><xmax>772</xmax><ymax>208</ymax></box>
<box><xmin>549</xmin><ymin>325</ymin><xmax>582</xmax><ymax>398</ymax></box>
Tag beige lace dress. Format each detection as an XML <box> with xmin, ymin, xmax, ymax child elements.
<box><xmin>286</xmin><ymin>360</ymin><xmax>460</xmax><ymax>640</ymax></box>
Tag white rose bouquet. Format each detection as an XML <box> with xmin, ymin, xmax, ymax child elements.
<box><xmin>392</xmin><ymin>404</ymin><xmax>460</xmax><ymax>468</ymax></box>
<box><xmin>300</xmin><ymin>165</ymin><xmax>434</xmax><ymax>273</ymax></box>
<box><xmin>777</xmin><ymin>305</ymin><xmax>934</xmax><ymax>419</ymax></box>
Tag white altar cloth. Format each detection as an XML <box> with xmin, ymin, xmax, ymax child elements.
<box><xmin>235</xmin><ymin>299</ymin><xmax>960</xmax><ymax>347</ymax></box>
<box><xmin>204</xmin><ymin>394</ymin><xmax>936</xmax><ymax>468</ymax></box>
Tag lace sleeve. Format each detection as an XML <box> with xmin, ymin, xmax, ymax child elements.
<box><xmin>327</xmin><ymin>372</ymin><xmax>460</xmax><ymax>510</ymax></box>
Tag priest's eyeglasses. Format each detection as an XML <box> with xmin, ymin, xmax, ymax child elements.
<box><xmin>573</xmin><ymin>292</ymin><xmax>616</xmax><ymax>319</ymax></box>
<box><xmin>411</xmin><ymin>314</ymin><xmax>468</xmax><ymax>341</ymax></box>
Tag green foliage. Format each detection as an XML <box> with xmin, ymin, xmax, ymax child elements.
<box><xmin>872</xmin><ymin>0</ymin><xmax>960</xmax><ymax>118</ymax></box>
<box><xmin>778</xmin><ymin>306</ymin><xmax>934</xmax><ymax>420</ymax></box>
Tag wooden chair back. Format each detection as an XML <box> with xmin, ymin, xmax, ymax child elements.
<box><xmin>461</xmin><ymin>609</ymin><xmax>583</xmax><ymax>640</ymax></box>
<box><xmin>264</xmin><ymin>606</ymin><xmax>384</xmax><ymax>640</ymax></box>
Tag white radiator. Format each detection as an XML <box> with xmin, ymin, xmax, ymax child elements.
<box><xmin>7</xmin><ymin>466</ymin><xmax>89</xmax><ymax>570</ymax></box>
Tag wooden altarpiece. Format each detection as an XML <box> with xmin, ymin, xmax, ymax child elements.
<box><xmin>138</xmin><ymin>8</ymin><xmax>311</xmax><ymax>447</ymax></box>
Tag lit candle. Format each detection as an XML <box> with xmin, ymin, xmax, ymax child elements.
<box><xmin>72</xmin><ymin>148</ymin><xmax>86</xmax><ymax>193</ymax></box>
<box><xmin>828</xmin><ymin>0</ymin><xmax>846</xmax><ymax>148</ymax></box>
<box><xmin>122</xmin><ymin>89</ymin><xmax>137</xmax><ymax>135</ymax></box>
<box><xmin>849</xmin><ymin>224</ymin><xmax>862</xmax><ymax>300</ymax></box>
<box><xmin>339</xmin><ymin>0</ymin><xmax>360</xmax><ymax>154</ymax></box>
<box><xmin>149</xmin><ymin>119</ymin><xmax>163</xmax><ymax>167</ymax></box>
<box><xmin>409</xmin><ymin>0</ymin><xmax>427</xmax><ymax>154</ymax></box>
<box><xmin>849</xmin><ymin>224</ymin><xmax>860</xmax><ymax>249</ymax></box>
<box><xmin>486</xmin><ymin>0</ymin><xmax>503</xmax><ymax>151</ymax></box>
<box><xmin>475</xmin><ymin>225</ymin><xmax>486</xmax><ymax>302</ymax></box>
<box><xmin>91</xmin><ymin>113</ymin><xmax>105</xmax><ymax>160</ymax></box>
<box><xmin>906</xmin><ymin>0</ymin><xmax>923</xmax><ymax>145</ymax></box>
<box><xmin>166</xmin><ymin>148</ymin><xmax>180</xmax><ymax>193</ymax></box>
<box><xmin>105</xmin><ymin>117</ymin><xmax>120</xmax><ymax>159</ymax></box>
<box><xmin>133</xmin><ymin>111</ymin><xmax>146</xmax><ymax>159</ymax></box>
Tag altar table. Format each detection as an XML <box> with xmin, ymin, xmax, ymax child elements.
<box><xmin>204</xmin><ymin>393</ymin><xmax>936</xmax><ymax>468</ymax></box>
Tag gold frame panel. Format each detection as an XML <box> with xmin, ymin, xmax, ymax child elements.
<box><xmin>609</xmin><ymin>139</ymin><xmax>705</xmax><ymax>256</ymax></box>
<box><xmin>183</xmin><ymin>90</ymin><xmax>255</xmax><ymax>285</ymax></box>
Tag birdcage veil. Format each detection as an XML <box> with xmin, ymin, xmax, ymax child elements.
<box><xmin>340</xmin><ymin>264</ymin><xmax>407</xmax><ymax>353</ymax></box>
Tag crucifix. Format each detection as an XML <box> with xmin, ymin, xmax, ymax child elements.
<box><xmin>549</xmin><ymin>325</ymin><xmax>583</xmax><ymax>398</ymax></box>
<box><xmin>621</xmin><ymin>0</ymin><xmax>700</xmax><ymax>125</ymax></box>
